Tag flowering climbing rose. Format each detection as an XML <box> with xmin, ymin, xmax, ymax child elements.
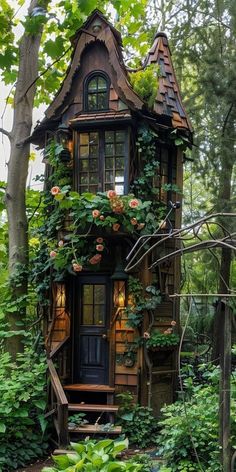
<box><xmin>50</xmin><ymin>186</ymin><xmax>61</xmax><ymax>195</ymax></box>
<box><xmin>50</xmin><ymin>250</ymin><xmax>57</xmax><ymax>258</ymax></box>
<box><xmin>72</xmin><ymin>262</ymin><xmax>83</xmax><ymax>272</ymax></box>
<box><xmin>171</xmin><ymin>320</ymin><xmax>176</xmax><ymax>326</ymax></box>
<box><xmin>92</xmin><ymin>209</ymin><xmax>100</xmax><ymax>218</ymax></box>
<box><xmin>107</xmin><ymin>190</ymin><xmax>117</xmax><ymax>199</ymax></box>
<box><xmin>96</xmin><ymin>237</ymin><xmax>103</xmax><ymax>243</ymax></box>
<box><xmin>96</xmin><ymin>244</ymin><xmax>104</xmax><ymax>252</ymax></box>
<box><xmin>128</xmin><ymin>198</ymin><xmax>139</xmax><ymax>208</ymax></box>
<box><xmin>130</xmin><ymin>217</ymin><xmax>137</xmax><ymax>226</ymax></box>
<box><xmin>89</xmin><ymin>254</ymin><xmax>102</xmax><ymax>265</ymax></box>
<box><xmin>143</xmin><ymin>331</ymin><xmax>150</xmax><ymax>339</ymax></box>
<box><xmin>58</xmin><ymin>240</ymin><xmax>64</xmax><ymax>247</ymax></box>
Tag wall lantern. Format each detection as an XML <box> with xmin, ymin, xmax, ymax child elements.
<box><xmin>111</xmin><ymin>258</ymin><xmax>128</xmax><ymax>308</ymax></box>
<box><xmin>56</xmin><ymin>123</ymin><xmax>72</xmax><ymax>163</ymax></box>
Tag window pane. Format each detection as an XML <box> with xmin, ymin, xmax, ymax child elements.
<box><xmin>98</xmin><ymin>77</ymin><xmax>107</xmax><ymax>90</ymax></box>
<box><xmin>105</xmin><ymin>131</ymin><xmax>114</xmax><ymax>143</ymax></box>
<box><xmin>94</xmin><ymin>285</ymin><xmax>105</xmax><ymax>304</ymax></box>
<box><xmin>105</xmin><ymin>158</ymin><xmax>113</xmax><ymax>169</ymax></box>
<box><xmin>80</xmin><ymin>146</ymin><xmax>89</xmax><ymax>158</ymax></box>
<box><xmin>97</xmin><ymin>93</ymin><xmax>107</xmax><ymax>110</ymax></box>
<box><xmin>115</xmin><ymin>171</ymin><xmax>124</xmax><ymax>181</ymax></box>
<box><xmin>88</xmin><ymin>94</ymin><xmax>97</xmax><ymax>110</ymax></box>
<box><xmin>80</xmin><ymin>160</ymin><xmax>89</xmax><ymax>171</ymax></box>
<box><xmin>90</xmin><ymin>159</ymin><xmax>98</xmax><ymax>171</ymax></box>
<box><xmin>80</xmin><ymin>134</ymin><xmax>89</xmax><ymax>145</ymax></box>
<box><xmin>105</xmin><ymin>143</ymin><xmax>114</xmax><ymax>156</ymax></box>
<box><xmin>90</xmin><ymin>132</ymin><xmax>99</xmax><ymax>144</ymax></box>
<box><xmin>82</xmin><ymin>305</ymin><xmax>93</xmax><ymax>325</ymax></box>
<box><xmin>81</xmin><ymin>174</ymin><xmax>89</xmax><ymax>184</ymax></box>
<box><xmin>94</xmin><ymin>305</ymin><xmax>105</xmax><ymax>325</ymax></box>
<box><xmin>105</xmin><ymin>171</ymin><xmax>113</xmax><ymax>183</ymax></box>
<box><xmin>115</xmin><ymin>184</ymin><xmax>124</xmax><ymax>195</ymax></box>
<box><xmin>90</xmin><ymin>173</ymin><xmax>99</xmax><ymax>184</ymax></box>
<box><xmin>115</xmin><ymin>143</ymin><xmax>125</xmax><ymax>155</ymax></box>
<box><xmin>88</xmin><ymin>78</ymin><xmax>98</xmax><ymax>91</ymax></box>
<box><xmin>90</xmin><ymin>145</ymin><xmax>98</xmax><ymax>157</ymax></box>
<box><xmin>116</xmin><ymin>131</ymin><xmax>126</xmax><ymax>142</ymax></box>
<box><xmin>116</xmin><ymin>157</ymin><xmax>124</xmax><ymax>169</ymax></box>
<box><xmin>83</xmin><ymin>285</ymin><xmax>93</xmax><ymax>304</ymax></box>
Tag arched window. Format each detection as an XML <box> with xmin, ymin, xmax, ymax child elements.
<box><xmin>84</xmin><ymin>73</ymin><xmax>109</xmax><ymax>111</ymax></box>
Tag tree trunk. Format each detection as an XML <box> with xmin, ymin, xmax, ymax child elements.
<box><xmin>5</xmin><ymin>0</ymin><xmax>49</xmax><ymax>358</ymax></box>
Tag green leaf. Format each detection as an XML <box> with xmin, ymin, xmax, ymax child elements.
<box><xmin>0</xmin><ymin>423</ymin><xmax>6</xmax><ymax>433</ymax></box>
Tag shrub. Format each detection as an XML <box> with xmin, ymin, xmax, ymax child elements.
<box><xmin>158</xmin><ymin>364</ymin><xmax>236</xmax><ymax>472</ymax></box>
<box><xmin>0</xmin><ymin>348</ymin><xmax>48</xmax><ymax>470</ymax></box>
<box><xmin>117</xmin><ymin>392</ymin><xmax>158</xmax><ymax>448</ymax></box>
<box><xmin>42</xmin><ymin>438</ymin><xmax>142</xmax><ymax>471</ymax></box>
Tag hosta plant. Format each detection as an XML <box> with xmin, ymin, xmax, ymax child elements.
<box><xmin>42</xmin><ymin>438</ymin><xmax>142</xmax><ymax>471</ymax></box>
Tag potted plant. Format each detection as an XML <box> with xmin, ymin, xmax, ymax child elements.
<box><xmin>144</xmin><ymin>325</ymin><xmax>180</xmax><ymax>351</ymax></box>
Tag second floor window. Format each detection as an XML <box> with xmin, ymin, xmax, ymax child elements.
<box><xmin>77</xmin><ymin>130</ymin><xmax>128</xmax><ymax>195</ymax></box>
<box><xmin>85</xmin><ymin>73</ymin><xmax>109</xmax><ymax>112</ymax></box>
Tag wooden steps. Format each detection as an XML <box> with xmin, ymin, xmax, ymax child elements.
<box><xmin>68</xmin><ymin>403</ymin><xmax>119</xmax><ymax>413</ymax></box>
<box><xmin>68</xmin><ymin>424</ymin><xmax>122</xmax><ymax>435</ymax></box>
<box><xmin>64</xmin><ymin>383</ymin><xmax>115</xmax><ymax>393</ymax></box>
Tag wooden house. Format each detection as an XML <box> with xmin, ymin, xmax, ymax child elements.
<box><xmin>31</xmin><ymin>10</ymin><xmax>192</xmax><ymax>446</ymax></box>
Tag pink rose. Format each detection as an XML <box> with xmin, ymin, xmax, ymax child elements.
<box><xmin>50</xmin><ymin>186</ymin><xmax>61</xmax><ymax>195</ymax></box>
<box><xmin>96</xmin><ymin>237</ymin><xmax>103</xmax><ymax>243</ymax></box>
<box><xmin>92</xmin><ymin>209</ymin><xmax>100</xmax><ymax>218</ymax></box>
<box><xmin>113</xmin><ymin>205</ymin><xmax>124</xmax><ymax>214</ymax></box>
<box><xmin>171</xmin><ymin>320</ymin><xmax>176</xmax><ymax>326</ymax></box>
<box><xmin>107</xmin><ymin>190</ymin><xmax>117</xmax><ymax>199</ymax></box>
<box><xmin>130</xmin><ymin>217</ymin><xmax>137</xmax><ymax>226</ymax></box>
<box><xmin>50</xmin><ymin>250</ymin><xmax>57</xmax><ymax>258</ymax></box>
<box><xmin>89</xmin><ymin>254</ymin><xmax>102</xmax><ymax>265</ymax></box>
<box><xmin>143</xmin><ymin>331</ymin><xmax>150</xmax><ymax>339</ymax></box>
<box><xmin>96</xmin><ymin>244</ymin><xmax>104</xmax><ymax>252</ymax></box>
<box><xmin>128</xmin><ymin>198</ymin><xmax>139</xmax><ymax>208</ymax></box>
<box><xmin>112</xmin><ymin>223</ymin><xmax>120</xmax><ymax>232</ymax></box>
<box><xmin>58</xmin><ymin>240</ymin><xmax>64</xmax><ymax>247</ymax></box>
<box><xmin>72</xmin><ymin>263</ymin><xmax>83</xmax><ymax>272</ymax></box>
<box><xmin>99</xmin><ymin>215</ymin><xmax>105</xmax><ymax>221</ymax></box>
<box><xmin>137</xmin><ymin>223</ymin><xmax>145</xmax><ymax>230</ymax></box>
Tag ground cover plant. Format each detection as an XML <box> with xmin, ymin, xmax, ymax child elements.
<box><xmin>157</xmin><ymin>364</ymin><xmax>236</xmax><ymax>472</ymax></box>
<box><xmin>42</xmin><ymin>438</ymin><xmax>142</xmax><ymax>471</ymax></box>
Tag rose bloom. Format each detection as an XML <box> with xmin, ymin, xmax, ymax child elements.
<box><xmin>143</xmin><ymin>331</ymin><xmax>150</xmax><ymax>339</ymax></box>
<box><xmin>96</xmin><ymin>237</ymin><xmax>103</xmax><ymax>243</ymax></box>
<box><xmin>128</xmin><ymin>198</ymin><xmax>139</xmax><ymax>208</ymax></box>
<box><xmin>89</xmin><ymin>254</ymin><xmax>102</xmax><ymax>265</ymax></box>
<box><xmin>99</xmin><ymin>215</ymin><xmax>105</xmax><ymax>221</ymax></box>
<box><xmin>112</xmin><ymin>223</ymin><xmax>120</xmax><ymax>231</ymax></box>
<box><xmin>92</xmin><ymin>209</ymin><xmax>100</xmax><ymax>218</ymax></box>
<box><xmin>72</xmin><ymin>263</ymin><xmax>83</xmax><ymax>272</ymax></box>
<box><xmin>130</xmin><ymin>217</ymin><xmax>137</xmax><ymax>226</ymax></box>
<box><xmin>137</xmin><ymin>223</ymin><xmax>145</xmax><ymax>230</ymax></box>
<box><xmin>107</xmin><ymin>190</ymin><xmax>117</xmax><ymax>199</ymax></box>
<box><xmin>50</xmin><ymin>186</ymin><xmax>61</xmax><ymax>195</ymax></box>
<box><xmin>96</xmin><ymin>244</ymin><xmax>104</xmax><ymax>252</ymax></box>
<box><xmin>171</xmin><ymin>320</ymin><xmax>176</xmax><ymax>326</ymax></box>
<box><xmin>164</xmin><ymin>328</ymin><xmax>173</xmax><ymax>334</ymax></box>
<box><xmin>113</xmin><ymin>206</ymin><xmax>124</xmax><ymax>214</ymax></box>
<box><xmin>50</xmin><ymin>250</ymin><xmax>57</xmax><ymax>258</ymax></box>
<box><xmin>58</xmin><ymin>240</ymin><xmax>64</xmax><ymax>247</ymax></box>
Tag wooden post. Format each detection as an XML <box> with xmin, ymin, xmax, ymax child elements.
<box><xmin>58</xmin><ymin>404</ymin><xmax>69</xmax><ymax>447</ymax></box>
<box><xmin>219</xmin><ymin>302</ymin><xmax>231</xmax><ymax>472</ymax></box>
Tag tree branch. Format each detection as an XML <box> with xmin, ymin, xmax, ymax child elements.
<box><xmin>0</xmin><ymin>127</ymin><xmax>11</xmax><ymax>141</ymax></box>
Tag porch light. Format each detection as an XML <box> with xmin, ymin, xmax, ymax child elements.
<box><xmin>56</xmin><ymin>123</ymin><xmax>72</xmax><ymax>163</ymax></box>
<box><xmin>111</xmin><ymin>257</ymin><xmax>128</xmax><ymax>308</ymax></box>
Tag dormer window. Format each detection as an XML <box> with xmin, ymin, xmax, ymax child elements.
<box><xmin>85</xmin><ymin>72</ymin><xmax>109</xmax><ymax>112</ymax></box>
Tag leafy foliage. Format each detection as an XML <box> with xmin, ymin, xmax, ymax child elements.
<box><xmin>129</xmin><ymin>64</ymin><xmax>159</xmax><ymax>108</ymax></box>
<box><xmin>0</xmin><ymin>347</ymin><xmax>48</xmax><ymax>470</ymax></box>
<box><xmin>145</xmin><ymin>330</ymin><xmax>179</xmax><ymax>349</ymax></box>
<box><xmin>117</xmin><ymin>392</ymin><xmax>158</xmax><ymax>448</ymax></box>
<box><xmin>42</xmin><ymin>438</ymin><xmax>142</xmax><ymax>471</ymax></box>
<box><xmin>125</xmin><ymin>278</ymin><xmax>161</xmax><ymax>328</ymax></box>
<box><xmin>158</xmin><ymin>364</ymin><xmax>236</xmax><ymax>471</ymax></box>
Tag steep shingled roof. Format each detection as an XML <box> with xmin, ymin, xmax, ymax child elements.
<box><xmin>145</xmin><ymin>32</ymin><xmax>193</xmax><ymax>132</ymax></box>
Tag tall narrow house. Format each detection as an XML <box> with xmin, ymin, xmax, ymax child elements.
<box><xmin>31</xmin><ymin>10</ymin><xmax>192</xmax><ymax>445</ymax></box>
